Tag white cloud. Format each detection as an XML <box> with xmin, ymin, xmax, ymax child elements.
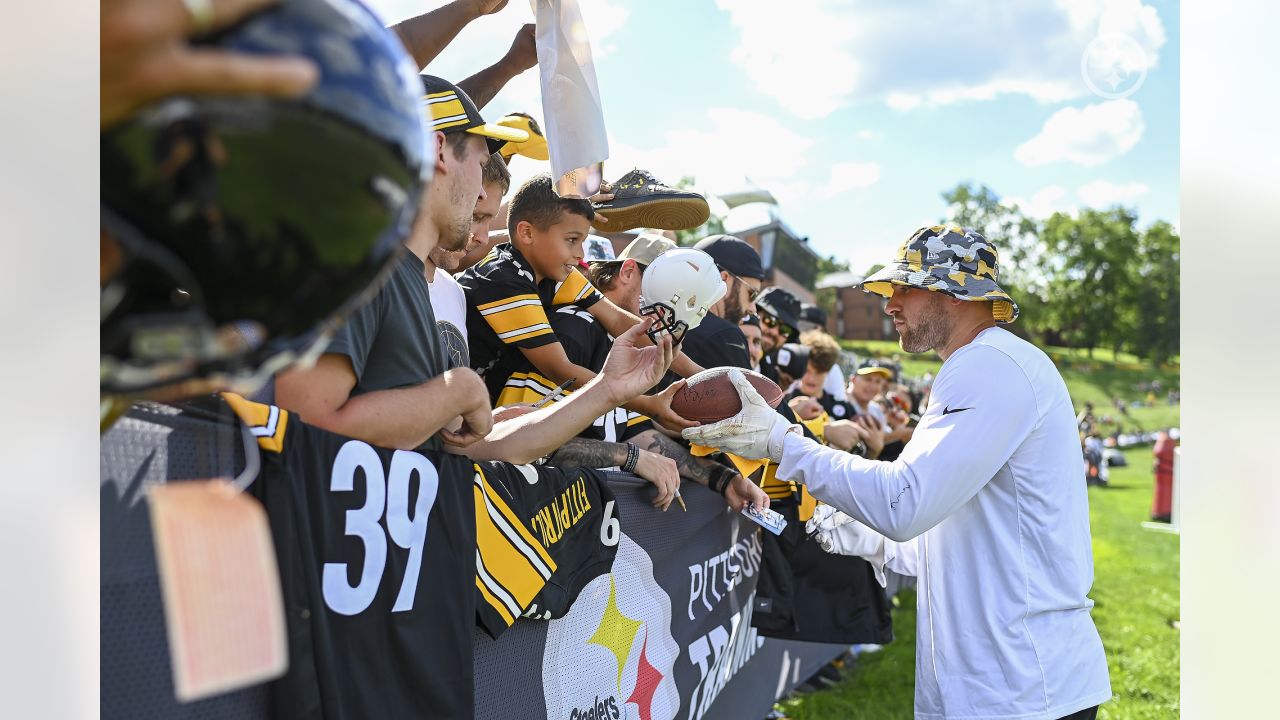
<box><xmin>885</xmin><ymin>93</ymin><xmax>922</xmax><ymax>111</ymax></box>
<box><xmin>823</xmin><ymin>162</ymin><xmax>881</xmax><ymax>197</ymax></box>
<box><xmin>856</xmin><ymin>129</ymin><xmax>877</xmax><ymax>140</ymax></box>
<box><xmin>1002</xmin><ymin>185</ymin><xmax>1070</xmax><ymax>219</ymax></box>
<box><xmin>1014</xmin><ymin>99</ymin><xmax>1144</xmax><ymax>166</ymax></box>
<box><xmin>716</xmin><ymin>0</ymin><xmax>1166</xmax><ymax>114</ymax></box>
<box><xmin>606</xmin><ymin>107</ymin><xmax>818</xmax><ymax>207</ymax></box>
<box><xmin>1077</xmin><ymin>179</ymin><xmax>1149</xmax><ymax>207</ymax></box>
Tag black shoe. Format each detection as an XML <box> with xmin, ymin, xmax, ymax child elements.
<box><xmin>592</xmin><ymin>169</ymin><xmax>710</xmax><ymax>232</ymax></box>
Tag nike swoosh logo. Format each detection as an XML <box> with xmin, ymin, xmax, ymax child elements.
<box><xmin>942</xmin><ymin>406</ymin><xmax>972</xmax><ymax>415</ymax></box>
<box><xmin>727</xmin><ymin>343</ymin><xmax>746</xmax><ymax>350</ymax></box>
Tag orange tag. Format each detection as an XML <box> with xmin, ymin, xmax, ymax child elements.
<box><xmin>148</xmin><ymin>480</ymin><xmax>288</xmax><ymax>702</ymax></box>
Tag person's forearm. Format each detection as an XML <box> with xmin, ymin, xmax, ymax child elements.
<box><xmin>457</xmin><ymin>60</ymin><xmax>521</xmax><ymax>110</ymax></box>
<box><xmin>548</xmin><ymin>437</ymin><xmax>626</xmax><ymax>468</ymax></box>
<box><xmin>307</xmin><ymin>373</ymin><xmax>476</xmax><ymax>450</ymax></box>
<box><xmin>632</xmin><ymin>429</ymin><xmax>721</xmax><ymax>486</ymax></box>
<box><xmin>390</xmin><ymin>0</ymin><xmax>483</xmax><ymax>70</ymax></box>
<box><xmin>459</xmin><ymin>375</ymin><xmax>623</xmax><ymax>463</ymax></box>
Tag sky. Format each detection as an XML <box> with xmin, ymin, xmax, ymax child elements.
<box><xmin>367</xmin><ymin>0</ymin><xmax>1179</xmax><ymax>277</ymax></box>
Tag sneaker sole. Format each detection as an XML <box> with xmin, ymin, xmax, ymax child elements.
<box><xmin>592</xmin><ymin>197</ymin><xmax>710</xmax><ymax>232</ymax></box>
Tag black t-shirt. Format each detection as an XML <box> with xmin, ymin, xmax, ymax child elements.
<box><xmin>655</xmin><ymin>311</ymin><xmax>751</xmax><ymax>391</ymax></box>
<box><xmin>324</xmin><ymin>249</ymin><xmax>447</xmax><ymax>450</ymax></box>
<box><xmin>758</xmin><ymin>350</ymin><xmax>781</xmax><ymax>385</ymax></box>
<box><xmin>458</xmin><ymin>243</ymin><xmax>603</xmax><ymax>404</ymax></box>
<box><xmin>680</xmin><ymin>312</ymin><xmax>752</xmax><ymax>371</ymax></box>
<box><xmin>474</xmin><ymin>461</ymin><xmax>619</xmax><ymax>637</ymax></box>
<box><xmin>549</xmin><ymin>305</ymin><xmax>653</xmax><ymax>442</ymax></box>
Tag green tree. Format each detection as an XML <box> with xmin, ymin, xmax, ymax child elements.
<box><xmin>1131</xmin><ymin>221</ymin><xmax>1180</xmax><ymax>364</ymax></box>
<box><xmin>940</xmin><ymin>183</ymin><xmax>1047</xmax><ymax>338</ymax></box>
<box><xmin>1039</xmin><ymin>208</ymin><xmax>1142</xmax><ymax>357</ymax></box>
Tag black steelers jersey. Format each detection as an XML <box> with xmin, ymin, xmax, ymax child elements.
<box><xmin>491</xmin><ymin>302</ymin><xmax>652</xmax><ymax>442</ymax></box>
<box><xmin>223</xmin><ymin>394</ymin><xmax>552</xmax><ymax>720</ymax></box>
<box><xmin>457</xmin><ymin>242</ymin><xmax>603</xmax><ymax>403</ymax></box>
<box><xmin>473</xmin><ymin>461</ymin><xmax>620</xmax><ymax>638</ymax></box>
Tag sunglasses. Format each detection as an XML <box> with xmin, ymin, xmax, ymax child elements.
<box><xmin>759</xmin><ymin>311</ymin><xmax>793</xmax><ymax>337</ymax></box>
<box><xmin>728</xmin><ymin>273</ymin><xmax>761</xmax><ymax>303</ymax></box>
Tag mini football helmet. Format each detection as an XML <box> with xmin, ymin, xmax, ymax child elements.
<box><xmin>639</xmin><ymin>248</ymin><xmax>726</xmax><ymax>344</ymax></box>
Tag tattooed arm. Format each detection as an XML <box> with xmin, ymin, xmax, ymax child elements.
<box><xmin>632</xmin><ymin>429</ymin><xmax>770</xmax><ymax>511</ymax></box>
<box><xmin>548</xmin><ymin>438</ymin><xmax>680</xmax><ymax>511</ymax></box>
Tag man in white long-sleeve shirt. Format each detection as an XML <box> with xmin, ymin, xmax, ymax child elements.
<box><xmin>685</xmin><ymin>225</ymin><xmax>1111</xmax><ymax>720</ymax></box>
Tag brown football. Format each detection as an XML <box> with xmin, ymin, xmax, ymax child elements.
<box><xmin>671</xmin><ymin>367</ymin><xmax>785</xmax><ymax>423</ymax></box>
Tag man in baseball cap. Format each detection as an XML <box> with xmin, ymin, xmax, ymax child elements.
<box><xmin>684</xmin><ymin>224</ymin><xmax>1111</xmax><ymax>720</ymax></box>
<box><xmin>672</xmin><ymin>234</ymin><xmax>766</xmax><ymax>373</ymax></box>
<box><xmin>754</xmin><ymin>286</ymin><xmax>802</xmax><ymax>384</ymax></box>
<box><xmin>584</xmin><ymin>232</ymin><xmax>677</xmax><ymax>314</ymax></box>
<box><xmin>421</xmin><ymin>75</ymin><xmax>528</xmax><ymax>155</ymax></box>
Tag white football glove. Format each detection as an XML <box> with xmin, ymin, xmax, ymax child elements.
<box><xmin>681</xmin><ymin>368</ymin><xmax>798</xmax><ymax>463</ymax></box>
<box><xmin>806</xmin><ymin>504</ymin><xmax>891</xmax><ymax>587</ymax></box>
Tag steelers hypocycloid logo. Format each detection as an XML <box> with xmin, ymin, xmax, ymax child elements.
<box><xmin>542</xmin><ymin>534</ymin><xmax>680</xmax><ymax>720</ymax></box>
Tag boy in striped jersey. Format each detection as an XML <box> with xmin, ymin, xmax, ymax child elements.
<box><xmin>459</xmin><ymin>174</ymin><xmax>705</xmax><ymax>432</ymax></box>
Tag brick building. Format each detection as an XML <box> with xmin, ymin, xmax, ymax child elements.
<box><xmin>817</xmin><ymin>271</ymin><xmax>894</xmax><ymax>340</ymax></box>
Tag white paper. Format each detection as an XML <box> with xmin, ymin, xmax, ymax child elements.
<box><xmin>531</xmin><ymin>0</ymin><xmax>610</xmax><ymax>194</ymax></box>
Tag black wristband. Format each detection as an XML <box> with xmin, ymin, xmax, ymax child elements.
<box><xmin>708</xmin><ymin>465</ymin><xmax>733</xmax><ymax>495</ymax></box>
<box><xmin>622</xmin><ymin>443</ymin><xmax>640</xmax><ymax>474</ymax></box>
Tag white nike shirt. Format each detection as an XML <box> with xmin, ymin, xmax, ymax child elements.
<box><xmin>777</xmin><ymin>327</ymin><xmax>1111</xmax><ymax>719</ymax></box>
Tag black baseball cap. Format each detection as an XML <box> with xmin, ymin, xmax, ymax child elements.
<box><xmin>420</xmin><ymin>75</ymin><xmax>528</xmax><ymax>155</ymax></box>
<box><xmin>756</xmin><ymin>286</ymin><xmax>802</xmax><ymax>332</ymax></box>
<box><xmin>693</xmin><ymin>234</ymin><xmax>765</xmax><ymax>280</ymax></box>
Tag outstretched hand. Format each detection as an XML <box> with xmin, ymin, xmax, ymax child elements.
<box><xmin>599</xmin><ymin>318</ymin><xmax>676</xmax><ymax>406</ymax></box>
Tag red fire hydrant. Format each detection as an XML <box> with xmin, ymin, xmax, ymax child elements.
<box><xmin>1151</xmin><ymin>431</ymin><xmax>1175</xmax><ymax>522</ymax></box>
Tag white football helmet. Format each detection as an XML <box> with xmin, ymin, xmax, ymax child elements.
<box><xmin>639</xmin><ymin>248</ymin><xmax>727</xmax><ymax>343</ymax></box>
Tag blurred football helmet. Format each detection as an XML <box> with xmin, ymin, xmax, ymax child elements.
<box><xmin>639</xmin><ymin>248</ymin><xmax>726</xmax><ymax>344</ymax></box>
<box><xmin>100</xmin><ymin>0</ymin><xmax>429</xmax><ymax>405</ymax></box>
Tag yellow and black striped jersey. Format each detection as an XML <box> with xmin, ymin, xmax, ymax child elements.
<box><xmin>474</xmin><ymin>461</ymin><xmax>619</xmax><ymax>637</ymax></box>
<box><xmin>457</xmin><ymin>242</ymin><xmax>602</xmax><ymax>403</ymax></box>
<box><xmin>222</xmin><ymin>394</ymin><xmax>562</xmax><ymax>719</ymax></box>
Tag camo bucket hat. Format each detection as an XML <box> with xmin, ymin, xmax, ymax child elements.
<box><xmin>861</xmin><ymin>225</ymin><xmax>1019</xmax><ymax>323</ymax></box>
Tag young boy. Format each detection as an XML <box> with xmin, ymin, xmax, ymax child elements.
<box><xmin>458</xmin><ymin>174</ymin><xmax>701</xmax><ymax>430</ymax></box>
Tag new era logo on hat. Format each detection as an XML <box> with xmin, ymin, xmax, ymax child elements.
<box><xmin>420</xmin><ymin>75</ymin><xmax>528</xmax><ymax>155</ymax></box>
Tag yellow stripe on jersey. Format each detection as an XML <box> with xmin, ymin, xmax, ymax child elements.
<box><xmin>478</xmin><ymin>293</ymin><xmax>540</xmax><ymax>311</ymax></box>
<box><xmin>220</xmin><ymin>393</ymin><xmax>289</xmax><ymax>453</ymax></box>
<box><xmin>496</xmin><ymin>371</ymin><xmax>568</xmax><ymax>408</ymax></box>
<box><xmin>478</xmin><ymin>294</ymin><xmax>553</xmax><ymax>343</ymax></box>
<box><xmin>475</xmin><ymin>465</ymin><xmax>555</xmax><ymax>569</ymax></box>
<box><xmin>475</xmin><ymin>573</ymin><xmax>515</xmax><ymax>626</ymax></box>
<box><xmin>551</xmin><ymin>268</ymin><xmax>598</xmax><ymax>306</ymax></box>
<box><xmin>625</xmin><ymin>413</ymin><xmax>651</xmax><ymax>427</ymax></box>
<box><xmin>473</xmin><ymin>465</ymin><xmax>560</xmax><ymax>628</ymax></box>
